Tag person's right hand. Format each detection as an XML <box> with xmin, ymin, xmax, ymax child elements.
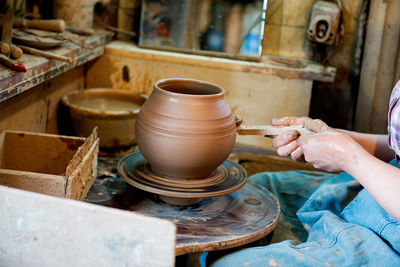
<box><xmin>271</xmin><ymin>116</ymin><xmax>329</xmax><ymax>160</ymax></box>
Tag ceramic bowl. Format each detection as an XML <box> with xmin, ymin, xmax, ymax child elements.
<box><xmin>61</xmin><ymin>88</ymin><xmax>147</xmax><ymax>148</ymax></box>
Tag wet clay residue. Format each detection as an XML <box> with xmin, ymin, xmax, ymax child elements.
<box><xmin>74</xmin><ymin>98</ymin><xmax>141</xmax><ymax>112</ymax></box>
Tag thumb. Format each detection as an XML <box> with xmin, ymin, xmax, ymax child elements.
<box><xmin>272</xmin><ymin>116</ymin><xmax>309</xmax><ymax>126</ymax></box>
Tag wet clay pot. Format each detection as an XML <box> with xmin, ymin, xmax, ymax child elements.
<box><xmin>136</xmin><ymin>78</ymin><xmax>236</xmax><ymax>179</ymax></box>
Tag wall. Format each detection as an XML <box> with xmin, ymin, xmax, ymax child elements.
<box><xmin>262</xmin><ymin>0</ymin><xmax>365</xmax><ymax>130</ymax></box>
<box><xmin>0</xmin><ymin>67</ymin><xmax>85</xmax><ymax>134</ymax></box>
<box><xmin>354</xmin><ymin>0</ymin><xmax>400</xmax><ymax>133</ymax></box>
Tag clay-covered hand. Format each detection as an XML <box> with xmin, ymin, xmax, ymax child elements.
<box><xmin>271</xmin><ymin>116</ymin><xmax>328</xmax><ymax>161</ymax></box>
<box><xmin>298</xmin><ymin>127</ymin><xmax>363</xmax><ymax>172</ymax></box>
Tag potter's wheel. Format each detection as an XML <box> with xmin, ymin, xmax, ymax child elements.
<box><xmin>118</xmin><ymin>152</ymin><xmax>247</xmax><ymax>205</ymax></box>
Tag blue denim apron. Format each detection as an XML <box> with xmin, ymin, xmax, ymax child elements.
<box><xmin>208</xmin><ymin>160</ymin><xmax>400</xmax><ymax>266</ymax></box>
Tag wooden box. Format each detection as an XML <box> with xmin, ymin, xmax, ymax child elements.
<box><xmin>0</xmin><ymin>129</ymin><xmax>99</xmax><ymax>200</ymax></box>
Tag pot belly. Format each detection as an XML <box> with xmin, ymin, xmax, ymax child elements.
<box><xmin>136</xmin><ymin>121</ymin><xmax>236</xmax><ymax>179</ymax></box>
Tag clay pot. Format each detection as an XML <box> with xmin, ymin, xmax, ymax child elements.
<box><xmin>136</xmin><ymin>78</ymin><xmax>236</xmax><ymax>179</ymax></box>
<box><xmin>62</xmin><ymin>88</ymin><xmax>147</xmax><ymax>149</ymax></box>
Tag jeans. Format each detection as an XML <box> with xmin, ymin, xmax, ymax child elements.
<box><xmin>208</xmin><ymin>160</ymin><xmax>400</xmax><ymax>266</ymax></box>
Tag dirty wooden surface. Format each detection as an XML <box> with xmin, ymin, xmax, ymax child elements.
<box><xmin>88</xmin><ymin>155</ymin><xmax>280</xmax><ymax>256</ymax></box>
<box><xmin>0</xmin><ymin>30</ymin><xmax>112</xmax><ymax>103</ymax></box>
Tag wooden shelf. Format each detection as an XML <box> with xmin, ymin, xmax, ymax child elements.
<box><xmin>106</xmin><ymin>41</ymin><xmax>336</xmax><ymax>83</ymax></box>
<box><xmin>0</xmin><ymin>31</ymin><xmax>112</xmax><ymax>103</ymax></box>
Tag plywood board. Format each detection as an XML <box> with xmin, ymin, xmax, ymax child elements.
<box><xmin>0</xmin><ymin>185</ymin><xmax>176</xmax><ymax>267</ymax></box>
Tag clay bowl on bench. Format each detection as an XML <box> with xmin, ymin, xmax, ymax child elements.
<box><xmin>62</xmin><ymin>88</ymin><xmax>147</xmax><ymax>150</ymax></box>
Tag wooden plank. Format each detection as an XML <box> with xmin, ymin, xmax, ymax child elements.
<box><xmin>105</xmin><ymin>41</ymin><xmax>336</xmax><ymax>82</ymax></box>
<box><xmin>66</xmin><ymin>128</ymin><xmax>97</xmax><ymax>177</ymax></box>
<box><xmin>66</xmin><ymin>138</ymin><xmax>99</xmax><ymax>200</ymax></box>
<box><xmin>369</xmin><ymin>0</ymin><xmax>400</xmax><ymax>133</ymax></box>
<box><xmin>396</xmin><ymin>38</ymin><xmax>400</xmax><ymax>83</ymax></box>
<box><xmin>354</xmin><ymin>0</ymin><xmax>400</xmax><ymax>133</ymax></box>
<box><xmin>0</xmin><ymin>185</ymin><xmax>176</xmax><ymax>267</ymax></box>
<box><xmin>1</xmin><ymin>131</ymin><xmax>85</xmax><ymax>175</ymax></box>
<box><xmin>0</xmin><ymin>169</ymin><xmax>65</xmax><ymax>197</ymax></box>
<box><xmin>354</xmin><ymin>0</ymin><xmax>387</xmax><ymax>132</ymax></box>
<box><xmin>0</xmin><ymin>31</ymin><xmax>112</xmax><ymax>103</ymax></box>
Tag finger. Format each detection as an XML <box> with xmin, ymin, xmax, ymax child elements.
<box><xmin>271</xmin><ymin>117</ymin><xmax>297</xmax><ymax>126</ymax></box>
<box><xmin>272</xmin><ymin>116</ymin><xmax>310</xmax><ymax>127</ymax></box>
<box><xmin>290</xmin><ymin>146</ymin><xmax>303</xmax><ymax>161</ymax></box>
<box><xmin>297</xmin><ymin>135</ymin><xmax>313</xmax><ymax>160</ymax></box>
<box><xmin>277</xmin><ymin>140</ymin><xmax>298</xmax><ymax>157</ymax></box>
<box><xmin>272</xmin><ymin>130</ymin><xmax>299</xmax><ymax>149</ymax></box>
<box><xmin>305</xmin><ymin>119</ymin><xmax>328</xmax><ymax>133</ymax></box>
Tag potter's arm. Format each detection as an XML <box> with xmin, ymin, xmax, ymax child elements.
<box><xmin>341</xmin><ymin>144</ymin><xmax>400</xmax><ymax>222</ymax></box>
<box><xmin>338</xmin><ymin>130</ymin><xmax>395</xmax><ymax>163</ymax></box>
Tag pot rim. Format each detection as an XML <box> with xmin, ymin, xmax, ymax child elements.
<box><xmin>61</xmin><ymin>88</ymin><xmax>147</xmax><ymax>118</ymax></box>
<box><xmin>154</xmin><ymin>78</ymin><xmax>225</xmax><ymax>98</ymax></box>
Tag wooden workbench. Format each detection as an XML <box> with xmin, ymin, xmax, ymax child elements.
<box><xmin>0</xmin><ymin>30</ymin><xmax>112</xmax><ymax>103</ymax></box>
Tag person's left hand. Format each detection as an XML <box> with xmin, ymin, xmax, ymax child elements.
<box><xmin>298</xmin><ymin>120</ymin><xmax>363</xmax><ymax>172</ymax></box>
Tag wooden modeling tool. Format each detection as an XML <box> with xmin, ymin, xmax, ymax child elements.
<box><xmin>0</xmin><ymin>54</ymin><xmax>26</xmax><ymax>72</ymax></box>
<box><xmin>237</xmin><ymin>124</ymin><xmax>312</xmax><ymax>137</ymax></box>
<box><xmin>0</xmin><ymin>42</ymin><xmax>10</xmax><ymax>54</ymax></box>
<box><xmin>10</xmin><ymin>44</ymin><xmax>23</xmax><ymax>59</ymax></box>
<box><xmin>18</xmin><ymin>45</ymin><xmax>72</xmax><ymax>62</ymax></box>
<box><xmin>66</xmin><ymin>26</ymin><xmax>94</xmax><ymax>35</ymax></box>
<box><xmin>14</xmin><ymin>18</ymin><xmax>66</xmax><ymax>32</ymax></box>
<box><xmin>234</xmin><ymin>114</ymin><xmax>312</xmax><ymax>137</ymax></box>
